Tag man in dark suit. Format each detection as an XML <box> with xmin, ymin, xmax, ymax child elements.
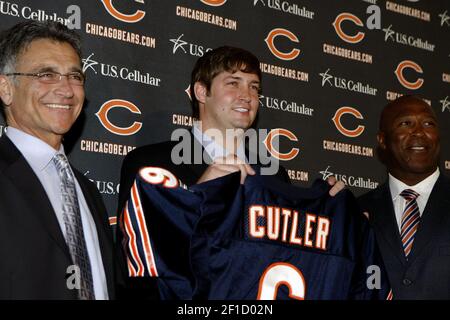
<box><xmin>116</xmin><ymin>46</ymin><xmax>343</xmax><ymax>299</ymax></box>
<box><xmin>358</xmin><ymin>95</ymin><xmax>450</xmax><ymax>299</ymax></box>
<box><xmin>0</xmin><ymin>21</ymin><xmax>115</xmax><ymax>299</ymax></box>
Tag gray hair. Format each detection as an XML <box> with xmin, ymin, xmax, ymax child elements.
<box><xmin>0</xmin><ymin>20</ymin><xmax>82</xmax><ymax>75</ymax></box>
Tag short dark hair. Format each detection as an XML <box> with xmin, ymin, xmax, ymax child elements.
<box><xmin>190</xmin><ymin>46</ymin><xmax>261</xmax><ymax>118</ymax></box>
<box><xmin>379</xmin><ymin>95</ymin><xmax>434</xmax><ymax>131</ymax></box>
<box><xmin>0</xmin><ymin>20</ymin><xmax>82</xmax><ymax>75</ymax></box>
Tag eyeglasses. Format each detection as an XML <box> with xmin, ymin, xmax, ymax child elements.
<box><xmin>4</xmin><ymin>71</ymin><xmax>85</xmax><ymax>86</ymax></box>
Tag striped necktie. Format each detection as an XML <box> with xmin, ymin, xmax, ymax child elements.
<box><xmin>399</xmin><ymin>189</ymin><xmax>420</xmax><ymax>259</ymax></box>
<box><xmin>53</xmin><ymin>154</ymin><xmax>95</xmax><ymax>300</ymax></box>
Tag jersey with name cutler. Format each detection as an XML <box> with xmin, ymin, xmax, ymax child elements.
<box><xmin>121</xmin><ymin>167</ymin><xmax>390</xmax><ymax>300</ymax></box>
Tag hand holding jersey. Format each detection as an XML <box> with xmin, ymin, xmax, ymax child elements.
<box><xmin>120</xmin><ymin>167</ymin><xmax>390</xmax><ymax>300</ymax></box>
<box><xmin>197</xmin><ymin>154</ymin><xmax>345</xmax><ymax>194</ymax></box>
<box><xmin>196</xmin><ymin>154</ymin><xmax>255</xmax><ymax>185</ymax></box>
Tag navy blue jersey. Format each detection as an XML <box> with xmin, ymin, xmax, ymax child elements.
<box><xmin>121</xmin><ymin>167</ymin><xmax>390</xmax><ymax>300</ymax></box>
<box><xmin>119</xmin><ymin>166</ymin><xmax>201</xmax><ymax>299</ymax></box>
<box><xmin>190</xmin><ymin>173</ymin><xmax>390</xmax><ymax>300</ymax></box>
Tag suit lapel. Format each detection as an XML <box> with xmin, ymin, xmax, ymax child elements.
<box><xmin>371</xmin><ymin>183</ymin><xmax>408</xmax><ymax>266</ymax></box>
<box><xmin>407</xmin><ymin>175</ymin><xmax>450</xmax><ymax>264</ymax></box>
<box><xmin>0</xmin><ymin>137</ymin><xmax>71</xmax><ymax>260</ymax></box>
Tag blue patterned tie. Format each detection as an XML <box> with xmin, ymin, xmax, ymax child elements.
<box><xmin>53</xmin><ymin>154</ymin><xmax>95</xmax><ymax>300</ymax></box>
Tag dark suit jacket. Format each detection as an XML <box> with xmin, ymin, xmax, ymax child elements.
<box><xmin>358</xmin><ymin>174</ymin><xmax>450</xmax><ymax>299</ymax></box>
<box><xmin>0</xmin><ymin>136</ymin><xmax>116</xmax><ymax>299</ymax></box>
<box><xmin>116</xmin><ymin>132</ymin><xmax>290</xmax><ymax>299</ymax></box>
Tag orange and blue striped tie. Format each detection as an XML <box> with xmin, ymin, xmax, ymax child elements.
<box><xmin>400</xmin><ymin>189</ymin><xmax>420</xmax><ymax>259</ymax></box>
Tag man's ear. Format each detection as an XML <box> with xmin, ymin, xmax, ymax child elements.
<box><xmin>193</xmin><ymin>81</ymin><xmax>207</xmax><ymax>105</ymax></box>
<box><xmin>0</xmin><ymin>75</ymin><xmax>13</xmax><ymax>106</ymax></box>
<box><xmin>377</xmin><ymin>131</ymin><xmax>386</xmax><ymax>150</ymax></box>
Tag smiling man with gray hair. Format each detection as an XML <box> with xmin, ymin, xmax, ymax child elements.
<box><xmin>0</xmin><ymin>20</ymin><xmax>116</xmax><ymax>299</ymax></box>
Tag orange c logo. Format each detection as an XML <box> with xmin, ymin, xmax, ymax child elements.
<box><xmin>332</xmin><ymin>13</ymin><xmax>365</xmax><ymax>44</ymax></box>
<box><xmin>263</xmin><ymin>128</ymin><xmax>299</xmax><ymax>161</ymax></box>
<box><xmin>332</xmin><ymin>107</ymin><xmax>365</xmax><ymax>138</ymax></box>
<box><xmin>101</xmin><ymin>0</ymin><xmax>146</xmax><ymax>23</ymax></box>
<box><xmin>96</xmin><ymin>99</ymin><xmax>143</xmax><ymax>136</ymax></box>
<box><xmin>200</xmin><ymin>0</ymin><xmax>227</xmax><ymax>5</ymax></box>
<box><xmin>264</xmin><ymin>28</ymin><xmax>301</xmax><ymax>61</ymax></box>
<box><xmin>394</xmin><ymin>60</ymin><xmax>424</xmax><ymax>90</ymax></box>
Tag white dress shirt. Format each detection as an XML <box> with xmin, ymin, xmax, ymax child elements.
<box><xmin>6</xmin><ymin>127</ymin><xmax>109</xmax><ymax>300</ymax></box>
<box><xmin>192</xmin><ymin>122</ymin><xmax>247</xmax><ymax>163</ymax></box>
<box><xmin>389</xmin><ymin>168</ymin><xmax>440</xmax><ymax>233</ymax></box>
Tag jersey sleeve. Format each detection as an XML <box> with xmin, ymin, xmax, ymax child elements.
<box><xmin>118</xmin><ymin>167</ymin><xmax>203</xmax><ymax>299</ymax></box>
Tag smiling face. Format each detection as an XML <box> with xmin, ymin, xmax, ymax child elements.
<box><xmin>0</xmin><ymin>39</ymin><xmax>84</xmax><ymax>149</ymax></box>
<box><xmin>195</xmin><ymin>69</ymin><xmax>260</xmax><ymax>134</ymax></box>
<box><xmin>378</xmin><ymin>97</ymin><xmax>440</xmax><ymax>185</ymax></box>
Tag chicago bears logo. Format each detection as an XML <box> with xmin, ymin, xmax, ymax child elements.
<box><xmin>264</xmin><ymin>28</ymin><xmax>301</xmax><ymax>61</ymax></box>
<box><xmin>96</xmin><ymin>99</ymin><xmax>143</xmax><ymax>136</ymax></box>
<box><xmin>101</xmin><ymin>0</ymin><xmax>146</xmax><ymax>23</ymax></box>
<box><xmin>263</xmin><ymin>128</ymin><xmax>299</xmax><ymax>161</ymax></box>
<box><xmin>394</xmin><ymin>60</ymin><xmax>424</xmax><ymax>90</ymax></box>
<box><xmin>332</xmin><ymin>13</ymin><xmax>365</xmax><ymax>44</ymax></box>
<box><xmin>200</xmin><ymin>0</ymin><xmax>227</xmax><ymax>6</ymax></box>
<box><xmin>332</xmin><ymin>107</ymin><xmax>365</xmax><ymax>138</ymax></box>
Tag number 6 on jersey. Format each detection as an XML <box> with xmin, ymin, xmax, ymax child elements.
<box><xmin>257</xmin><ymin>262</ymin><xmax>306</xmax><ymax>300</ymax></box>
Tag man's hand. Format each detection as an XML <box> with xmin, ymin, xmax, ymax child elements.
<box><xmin>326</xmin><ymin>176</ymin><xmax>345</xmax><ymax>196</ymax></box>
<box><xmin>196</xmin><ymin>154</ymin><xmax>255</xmax><ymax>185</ymax></box>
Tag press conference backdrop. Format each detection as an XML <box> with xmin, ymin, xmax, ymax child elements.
<box><xmin>0</xmin><ymin>0</ymin><xmax>449</xmax><ymax>221</ymax></box>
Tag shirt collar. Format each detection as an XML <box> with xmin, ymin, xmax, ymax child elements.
<box><xmin>192</xmin><ymin>121</ymin><xmax>247</xmax><ymax>162</ymax></box>
<box><xmin>389</xmin><ymin>167</ymin><xmax>440</xmax><ymax>201</ymax></box>
<box><xmin>6</xmin><ymin>126</ymin><xmax>65</xmax><ymax>171</ymax></box>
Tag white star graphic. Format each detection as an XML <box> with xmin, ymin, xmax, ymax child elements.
<box><xmin>382</xmin><ymin>25</ymin><xmax>396</xmax><ymax>42</ymax></box>
<box><xmin>185</xmin><ymin>85</ymin><xmax>192</xmax><ymax>101</ymax></box>
<box><xmin>81</xmin><ymin>53</ymin><xmax>98</xmax><ymax>74</ymax></box>
<box><xmin>439</xmin><ymin>10</ymin><xmax>450</xmax><ymax>27</ymax></box>
<box><xmin>170</xmin><ymin>34</ymin><xmax>188</xmax><ymax>54</ymax></box>
<box><xmin>319</xmin><ymin>69</ymin><xmax>333</xmax><ymax>87</ymax></box>
<box><xmin>319</xmin><ymin>166</ymin><xmax>334</xmax><ymax>180</ymax></box>
<box><xmin>258</xmin><ymin>94</ymin><xmax>265</xmax><ymax>107</ymax></box>
<box><xmin>440</xmin><ymin>96</ymin><xmax>450</xmax><ymax>112</ymax></box>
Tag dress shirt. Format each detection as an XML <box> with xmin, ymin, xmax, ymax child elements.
<box><xmin>389</xmin><ymin>168</ymin><xmax>440</xmax><ymax>233</ymax></box>
<box><xmin>6</xmin><ymin>127</ymin><xmax>109</xmax><ymax>300</ymax></box>
<box><xmin>192</xmin><ymin>122</ymin><xmax>247</xmax><ymax>163</ymax></box>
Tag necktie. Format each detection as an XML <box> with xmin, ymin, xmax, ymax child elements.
<box><xmin>399</xmin><ymin>189</ymin><xmax>421</xmax><ymax>259</ymax></box>
<box><xmin>53</xmin><ymin>153</ymin><xmax>95</xmax><ymax>300</ymax></box>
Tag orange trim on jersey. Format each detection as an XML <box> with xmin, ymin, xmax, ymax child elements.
<box><xmin>123</xmin><ymin>205</ymin><xmax>144</xmax><ymax>277</ymax></box>
<box><xmin>131</xmin><ymin>182</ymin><xmax>158</xmax><ymax>277</ymax></box>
